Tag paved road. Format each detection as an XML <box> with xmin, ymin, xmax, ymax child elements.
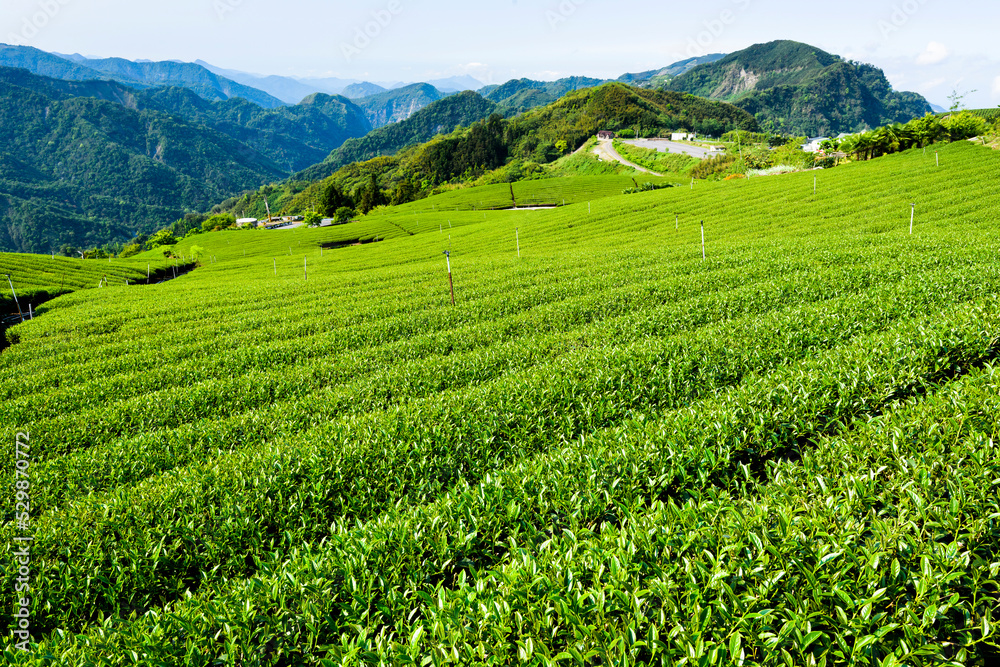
<box><xmin>617</xmin><ymin>139</ymin><xmax>715</xmax><ymax>159</ymax></box>
<box><xmin>592</xmin><ymin>139</ymin><xmax>663</xmax><ymax>176</ymax></box>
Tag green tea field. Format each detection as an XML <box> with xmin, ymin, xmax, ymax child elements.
<box><xmin>2</xmin><ymin>141</ymin><xmax>999</xmax><ymax>665</ymax></box>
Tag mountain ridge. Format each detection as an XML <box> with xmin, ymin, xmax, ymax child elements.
<box><xmin>664</xmin><ymin>40</ymin><xmax>932</xmax><ymax>135</ymax></box>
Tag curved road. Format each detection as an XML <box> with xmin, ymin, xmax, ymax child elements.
<box><xmin>592</xmin><ymin>139</ymin><xmax>664</xmax><ymax>176</ymax></box>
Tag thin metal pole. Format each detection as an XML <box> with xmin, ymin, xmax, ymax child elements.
<box><xmin>910</xmin><ymin>203</ymin><xmax>915</xmax><ymax>235</ymax></box>
<box><xmin>675</xmin><ymin>213</ymin><xmax>678</xmax><ymax>231</ymax></box>
<box><xmin>304</xmin><ymin>256</ymin><xmax>308</xmax><ymax>281</ymax></box>
<box><xmin>273</xmin><ymin>258</ymin><xmax>276</xmax><ymax>276</ymax></box>
<box><xmin>6</xmin><ymin>275</ymin><xmax>23</xmax><ymax>322</ymax></box>
<box><xmin>444</xmin><ymin>251</ymin><xmax>455</xmax><ymax>306</ymax></box>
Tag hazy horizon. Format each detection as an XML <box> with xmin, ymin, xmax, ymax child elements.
<box><xmin>3</xmin><ymin>0</ymin><xmax>998</xmax><ymax>108</ymax></box>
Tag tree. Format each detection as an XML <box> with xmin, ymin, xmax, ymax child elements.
<box><xmin>356</xmin><ymin>173</ymin><xmax>386</xmax><ymax>215</ymax></box>
<box><xmin>304</xmin><ymin>211</ymin><xmax>323</xmax><ymax>227</ymax></box>
<box><xmin>948</xmin><ymin>88</ymin><xmax>976</xmax><ymax>113</ymax></box>
<box><xmin>147</xmin><ymin>230</ymin><xmax>178</xmax><ymax>248</ymax></box>
<box><xmin>555</xmin><ymin>139</ymin><xmax>568</xmax><ymax>154</ymax></box>
<box><xmin>391</xmin><ymin>178</ymin><xmax>418</xmax><ymax>206</ymax></box>
<box><xmin>320</xmin><ymin>182</ymin><xmax>352</xmax><ymax>216</ymax></box>
<box><xmin>334</xmin><ymin>206</ymin><xmax>356</xmax><ymax>223</ymax></box>
<box><xmin>202</xmin><ymin>213</ymin><xmax>235</xmax><ymax>232</ymax></box>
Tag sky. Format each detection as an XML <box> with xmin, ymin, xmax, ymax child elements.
<box><xmin>2</xmin><ymin>0</ymin><xmax>998</xmax><ymax>108</ymax></box>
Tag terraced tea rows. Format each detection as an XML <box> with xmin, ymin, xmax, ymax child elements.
<box><xmin>2</xmin><ymin>142</ymin><xmax>999</xmax><ymax>665</ymax></box>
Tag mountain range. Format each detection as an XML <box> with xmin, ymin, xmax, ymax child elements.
<box><xmin>0</xmin><ymin>40</ymin><xmax>935</xmax><ymax>253</ymax></box>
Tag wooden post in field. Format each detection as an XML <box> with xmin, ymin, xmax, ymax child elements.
<box><xmin>675</xmin><ymin>213</ymin><xmax>678</xmax><ymax>231</ymax></box>
<box><xmin>936</xmin><ymin>152</ymin><xmax>939</xmax><ymax>167</ymax></box>
<box><xmin>701</xmin><ymin>221</ymin><xmax>706</xmax><ymax>261</ymax></box>
<box><xmin>28</xmin><ymin>303</ymin><xmax>33</xmax><ymax>320</ymax></box>
<box><xmin>588</xmin><ymin>202</ymin><xmax>591</xmax><ymax>214</ymax></box>
<box><xmin>444</xmin><ymin>250</ymin><xmax>455</xmax><ymax>306</ymax></box>
<box><xmin>448</xmin><ymin>220</ymin><xmax>452</xmax><ymax>228</ymax></box>
<box><xmin>273</xmin><ymin>258</ymin><xmax>276</xmax><ymax>276</ymax></box>
<box><xmin>910</xmin><ymin>203</ymin><xmax>915</xmax><ymax>235</ymax></box>
<box><xmin>516</xmin><ymin>228</ymin><xmax>520</xmax><ymax>257</ymax></box>
<box><xmin>5</xmin><ymin>275</ymin><xmax>23</xmax><ymax>322</ymax></box>
<box><xmin>304</xmin><ymin>256</ymin><xmax>308</xmax><ymax>281</ymax></box>
<box><xmin>691</xmin><ymin>178</ymin><xmax>694</xmax><ymax>190</ymax></box>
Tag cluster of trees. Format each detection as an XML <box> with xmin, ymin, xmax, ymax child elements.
<box><xmin>836</xmin><ymin>112</ymin><xmax>990</xmax><ymax>161</ymax></box>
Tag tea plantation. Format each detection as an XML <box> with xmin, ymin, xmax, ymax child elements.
<box><xmin>1</xmin><ymin>141</ymin><xmax>999</xmax><ymax>665</ymax></box>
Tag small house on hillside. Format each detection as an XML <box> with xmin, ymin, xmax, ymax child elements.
<box><xmin>597</xmin><ymin>131</ymin><xmax>616</xmax><ymax>139</ymax></box>
<box><xmin>802</xmin><ymin>137</ymin><xmax>828</xmax><ymax>153</ymax></box>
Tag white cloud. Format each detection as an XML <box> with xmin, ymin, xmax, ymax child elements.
<box><xmin>916</xmin><ymin>41</ymin><xmax>949</xmax><ymax>65</ymax></box>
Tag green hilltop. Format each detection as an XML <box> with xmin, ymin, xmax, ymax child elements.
<box><xmin>665</xmin><ymin>40</ymin><xmax>932</xmax><ymax>135</ymax></box>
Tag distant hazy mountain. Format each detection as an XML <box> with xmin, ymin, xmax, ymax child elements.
<box><xmin>0</xmin><ymin>67</ymin><xmax>288</xmax><ymax>253</ymax></box>
<box><xmin>68</xmin><ymin>56</ymin><xmax>285</xmax><ymax>108</ymax></box>
<box><xmin>0</xmin><ymin>45</ymin><xmax>284</xmax><ymax>108</ymax></box>
<box><xmin>424</xmin><ymin>75</ymin><xmax>484</xmax><ymax>93</ymax></box>
<box><xmin>0</xmin><ymin>44</ymin><xmax>126</xmax><ymax>83</ymax></box>
<box><xmin>195</xmin><ymin>60</ymin><xmax>359</xmax><ymax>104</ymax></box>
<box><xmin>354</xmin><ymin>83</ymin><xmax>445</xmax><ymax>128</ymax></box>
<box><xmin>341</xmin><ymin>82</ymin><xmax>388</xmax><ymax>99</ymax></box>
<box><xmin>664</xmin><ymin>40</ymin><xmax>932</xmax><ymax>136</ymax></box>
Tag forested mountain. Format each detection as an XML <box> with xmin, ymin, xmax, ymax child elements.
<box><xmin>664</xmin><ymin>40</ymin><xmax>931</xmax><ymax>135</ymax></box>
<box><xmin>483</xmin><ymin>77</ymin><xmax>606</xmax><ymax>114</ymax></box>
<box><xmin>0</xmin><ymin>68</ymin><xmax>296</xmax><ymax>252</ymax></box>
<box><xmin>133</xmin><ymin>87</ymin><xmax>371</xmax><ymax>172</ymax></box>
<box><xmin>296</xmin><ymin>91</ymin><xmax>499</xmax><ymax>181</ymax></box>
<box><xmin>353</xmin><ymin>83</ymin><xmax>445</xmax><ymax>127</ymax></box>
